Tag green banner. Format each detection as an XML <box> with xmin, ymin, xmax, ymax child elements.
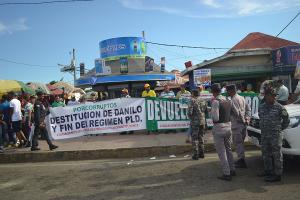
<box><xmin>145</xmin><ymin>93</ymin><xmax>260</xmax><ymax>131</ymax></box>
<box><xmin>146</xmin><ymin>97</ymin><xmax>190</xmax><ymax>131</ymax></box>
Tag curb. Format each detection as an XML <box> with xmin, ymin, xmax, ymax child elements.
<box><xmin>0</xmin><ymin>142</ymin><xmax>258</xmax><ymax>164</ymax></box>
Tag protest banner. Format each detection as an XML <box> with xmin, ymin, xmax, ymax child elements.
<box><xmin>239</xmin><ymin>93</ymin><xmax>260</xmax><ymax>116</ymax></box>
<box><xmin>47</xmin><ymin>98</ymin><xmax>146</xmax><ymax>140</ymax></box>
<box><xmin>46</xmin><ymin>93</ymin><xmax>260</xmax><ymax>139</ymax></box>
<box><xmin>146</xmin><ymin>97</ymin><xmax>190</xmax><ymax>131</ymax></box>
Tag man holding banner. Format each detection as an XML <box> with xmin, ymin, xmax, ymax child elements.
<box><xmin>188</xmin><ymin>89</ymin><xmax>207</xmax><ymax>160</ymax></box>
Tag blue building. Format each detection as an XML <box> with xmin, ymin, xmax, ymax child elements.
<box><xmin>75</xmin><ymin>37</ymin><xmax>175</xmax><ymax>98</ymax></box>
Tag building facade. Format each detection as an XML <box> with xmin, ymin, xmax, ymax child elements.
<box><xmin>75</xmin><ymin>37</ymin><xmax>175</xmax><ymax>98</ymax></box>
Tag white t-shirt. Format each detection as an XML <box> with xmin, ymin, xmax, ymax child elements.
<box><xmin>10</xmin><ymin>98</ymin><xmax>22</xmax><ymax>121</ymax></box>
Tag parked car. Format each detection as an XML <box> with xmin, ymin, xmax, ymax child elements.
<box><xmin>247</xmin><ymin>103</ymin><xmax>300</xmax><ymax>155</ymax></box>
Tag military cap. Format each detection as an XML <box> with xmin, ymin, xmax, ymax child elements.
<box><xmin>264</xmin><ymin>87</ymin><xmax>276</xmax><ymax>96</ymax></box>
<box><xmin>226</xmin><ymin>84</ymin><xmax>236</xmax><ymax>91</ymax></box>
<box><xmin>36</xmin><ymin>91</ymin><xmax>44</xmax><ymax>96</ymax></box>
<box><xmin>211</xmin><ymin>83</ymin><xmax>221</xmax><ymax>93</ymax></box>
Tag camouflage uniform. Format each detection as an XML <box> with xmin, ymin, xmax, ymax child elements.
<box><xmin>187</xmin><ymin>97</ymin><xmax>207</xmax><ymax>157</ymax></box>
<box><xmin>259</xmin><ymin>102</ymin><xmax>290</xmax><ymax>176</ymax></box>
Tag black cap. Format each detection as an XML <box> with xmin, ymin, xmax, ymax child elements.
<box><xmin>277</xmin><ymin>80</ymin><xmax>284</xmax><ymax>84</ymax></box>
<box><xmin>264</xmin><ymin>87</ymin><xmax>276</xmax><ymax>96</ymax></box>
<box><xmin>211</xmin><ymin>83</ymin><xmax>221</xmax><ymax>93</ymax></box>
<box><xmin>226</xmin><ymin>84</ymin><xmax>236</xmax><ymax>92</ymax></box>
<box><xmin>8</xmin><ymin>91</ymin><xmax>16</xmax><ymax>97</ymax></box>
<box><xmin>191</xmin><ymin>89</ymin><xmax>200</xmax><ymax>97</ymax></box>
<box><xmin>36</xmin><ymin>91</ymin><xmax>44</xmax><ymax>96</ymax></box>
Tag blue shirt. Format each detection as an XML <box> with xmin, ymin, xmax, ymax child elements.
<box><xmin>0</xmin><ymin>101</ymin><xmax>11</xmax><ymax>122</ymax></box>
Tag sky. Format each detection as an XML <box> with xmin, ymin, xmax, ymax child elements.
<box><xmin>0</xmin><ymin>0</ymin><xmax>300</xmax><ymax>84</ymax></box>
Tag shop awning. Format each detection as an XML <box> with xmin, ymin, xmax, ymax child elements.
<box><xmin>75</xmin><ymin>74</ymin><xmax>175</xmax><ymax>87</ymax></box>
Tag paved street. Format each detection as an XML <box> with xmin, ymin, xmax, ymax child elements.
<box><xmin>1</xmin><ymin>150</ymin><xmax>300</xmax><ymax>200</ymax></box>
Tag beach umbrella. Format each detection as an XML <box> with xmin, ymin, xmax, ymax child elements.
<box><xmin>52</xmin><ymin>81</ymin><xmax>74</xmax><ymax>94</ymax></box>
<box><xmin>27</xmin><ymin>82</ymin><xmax>51</xmax><ymax>95</ymax></box>
<box><xmin>46</xmin><ymin>84</ymin><xmax>64</xmax><ymax>95</ymax></box>
<box><xmin>0</xmin><ymin>80</ymin><xmax>35</xmax><ymax>98</ymax></box>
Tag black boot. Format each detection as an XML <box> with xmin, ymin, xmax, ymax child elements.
<box><xmin>235</xmin><ymin>158</ymin><xmax>247</xmax><ymax>168</ymax></box>
<box><xmin>257</xmin><ymin>170</ymin><xmax>273</xmax><ymax>177</ymax></box>
<box><xmin>25</xmin><ymin>141</ymin><xmax>31</xmax><ymax>148</ymax></box>
<box><xmin>264</xmin><ymin>175</ymin><xmax>281</xmax><ymax>182</ymax></box>
<box><xmin>49</xmin><ymin>144</ymin><xmax>58</xmax><ymax>151</ymax></box>
<box><xmin>199</xmin><ymin>152</ymin><xmax>205</xmax><ymax>159</ymax></box>
<box><xmin>31</xmin><ymin>147</ymin><xmax>40</xmax><ymax>151</ymax></box>
<box><xmin>192</xmin><ymin>154</ymin><xmax>199</xmax><ymax>160</ymax></box>
<box><xmin>230</xmin><ymin>170</ymin><xmax>236</xmax><ymax>176</ymax></box>
<box><xmin>217</xmin><ymin>174</ymin><xmax>232</xmax><ymax>181</ymax></box>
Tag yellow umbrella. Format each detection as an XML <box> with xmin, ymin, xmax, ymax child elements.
<box><xmin>0</xmin><ymin>80</ymin><xmax>20</xmax><ymax>95</ymax></box>
<box><xmin>0</xmin><ymin>80</ymin><xmax>35</xmax><ymax>98</ymax></box>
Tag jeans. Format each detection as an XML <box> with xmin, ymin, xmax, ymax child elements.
<box><xmin>187</xmin><ymin>125</ymin><xmax>192</xmax><ymax>137</ymax></box>
<box><xmin>32</xmin><ymin>125</ymin><xmax>53</xmax><ymax>148</ymax></box>
<box><xmin>0</xmin><ymin>124</ymin><xmax>4</xmax><ymax>148</ymax></box>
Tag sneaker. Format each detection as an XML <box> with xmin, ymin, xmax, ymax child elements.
<box><xmin>264</xmin><ymin>175</ymin><xmax>281</xmax><ymax>182</ymax></box>
<box><xmin>49</xmin><ymin>145</ymin><xmax>58</xmax><ymax>151</ymax></box>
<box><xmin>235</xmin><ymin>158</ymin><xmax>247</xmax><ymax>168</ymax></box>
<box><xmin>217</xmin><ymin>175</ymin><xmax>232</xmax><ymax>181</ymax></box>
<box><xmin>31</xmin><ymin>147</ymin><xmax>41</xmax><ymax>151</ymax></box>
<box><xmin>0</xmin><ymin>147</ymin><xmax>4</xmax><ymax>153</ymax></box>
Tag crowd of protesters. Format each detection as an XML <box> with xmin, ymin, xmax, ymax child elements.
<box><xmin>0</xmin><ymin>88</ymin><xmax>116</xmax><ymax>153</ymax></box>
<box><xmin>0</xmin><ymin>80</ymin><xmax>298</xmax><ymax>162</ymax></box>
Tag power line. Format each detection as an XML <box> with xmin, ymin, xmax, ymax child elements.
<box><xmin>146</xmin><ymin>41</ymin><xmax>230</xmax><ymax>50</ymax></box>
<box><xmin>276</xmin><ymin>11</ymin><xmax>300</xmax><ymax>37</ymax></box>
<box><xmin>0</xmin><ymin>58</ymin><xmax>58</xmax><ymax>69</ymax></box>
<box><xmin>0</xmin><ymin>0</ymin><xmax>94</xmax><ymax>6</ymax></box>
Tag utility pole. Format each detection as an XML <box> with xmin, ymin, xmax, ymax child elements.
<box><xmin>58</xmin><ymin>48</ymin><xmax>77</xmax><ymax>84</ymax></box>
<box><xmin>72</xmin><ymin>48</ymin><xmax>76</xmax><ymax>81</ymax></box>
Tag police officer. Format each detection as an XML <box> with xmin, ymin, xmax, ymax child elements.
<box><xmin>31</xmin><ymin>91</ymin><xmax>58</xmax><ymax>151</ymax></box>
<box><xmin>227</xmin><ymin>84</ymin><xmax>251</xmax><ymax>168</ymax></box>
<box><xmin>211</xmin><ymin>84</ymin><xmax>235</xmax><ymax>181</ymax></box>
<box><xmin>187</xmin><ymin>89</ymin><xmax>207</xmax><ymax>160</ymax></box>
<box><xmin>258</xmin><ymin>87</ymin><xmax>290</xmax><ymax>182</ymax></box>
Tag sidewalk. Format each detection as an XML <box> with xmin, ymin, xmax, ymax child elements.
<box><xmin>0</xmin><ymin>131</ymin><xmax>254</xmax><ymax>163</ymax></box>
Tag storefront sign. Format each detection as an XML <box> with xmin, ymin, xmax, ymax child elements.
<box><xmin>272</xmin><ymin>45</ymin><xmax>300</xmax><ymax>73</ymax></box>
<box><xmin>99</xmin><ymin>37</ymin><xmax>146</xmax><ymax>60</ymax></box>
<box><xmin>47</xmin><ymin>98</ymin><xmax>146</xmax><ymax>140</ymax></box>
<box><xmin>193</xmin><ymin>69</ymin><xmax>211</xmax><ymax>86</ymax></box>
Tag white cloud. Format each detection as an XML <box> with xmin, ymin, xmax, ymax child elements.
<box><xmin>200</xmin><ymin>0</ymin><xmax>221</xmax><ymax>8</ymax></box>
<box><xmin>119</xmin><ymin>0</ymin><xmax>181</xmax><ymax>14</ymax></box>
<box><xmin>119</xmin><ymin>0</ymin><xmax>300</xmax><ymax>18</ymax></box>
<box><xmin>0</xmin><ymin>18</ymin><xmax>29</xmax><ymax>34</ymax></box>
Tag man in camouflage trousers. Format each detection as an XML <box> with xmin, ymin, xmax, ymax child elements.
<box><xmin>259</xmin><ymin>87</ymin><xmax>290</xmax><ymax>182</ymax></box>
<box><xmin>188</xmin><ymin>89</ymin><xmax>207</xmax><ymax>160</ymax></box>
